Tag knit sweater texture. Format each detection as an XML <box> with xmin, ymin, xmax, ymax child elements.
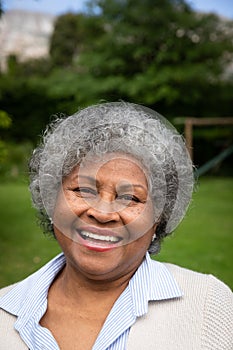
<box><xmin>127</xmin><ymin>263</ymin><xmax>233</xmax><ymax>349</ymax></box>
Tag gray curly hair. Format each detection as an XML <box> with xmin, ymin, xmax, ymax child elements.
<box><xmin>29</xmin><ymin>102</ymin><xmax>194</xmax><ymax>254</ymax></box>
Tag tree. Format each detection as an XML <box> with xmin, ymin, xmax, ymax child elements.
<box><xmin>0</xmin><ymin>74</ymin><xmax>62</xmax><ymax>142</ymax></box>
<box><xmin>71</xmin><ymin>0</ymin><xmax>233</xmax><ymax>116</ymax></box>
<box><xmin>49</xmin><ymin>13</ymin><xmax>104</xmax><ymax>67</ymax></box>
<box><xmin>1</xmin><ymin>0</ymin><xmax>233</xmax><ymax>143</ymax></box>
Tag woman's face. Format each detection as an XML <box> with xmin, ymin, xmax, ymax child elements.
<box><xmin>53</xmin><ymin>153</ymin><xmax>157</xmax><ymax>281</ymax></box>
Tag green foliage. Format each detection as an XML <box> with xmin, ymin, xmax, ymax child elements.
<box><xmin>6</xmin><ymin>54</ymin><xmax>19</xmax><ymax>75</ymax></box>
<box><xmin>0</xmin><ymin>75</ymin><xmax>62</xmax><ymax>142</ymax></box>
<box><xmin>76</xmin><ymin>0</ymin><xmax>233</xmax><ymax>114</ymax></box>
<box><xmin>0</xmin><ymin>110</ymin><xmax>11</xmax><ymax>163</ymax></box>
<box><xmin>50</xmin><ymin>13</ymin><xmax>82</xmax><ymax>67</ymax></box>
<box><xmin>0</xmin><ymin>110</ymin><xmax>11</xmax><ymax>129</ymax></box>
<box><xmin>13</xmin><ymin>57</ymin><xmax>52</xmax><ymax>77</ymax></box>
<box><xmin>49</xmin><ymin>13</ymin><xmax>104</xmax><ymax>67</ymax></box>
<box><xmin>0</xmin><ymin>140</ymin><xmax>8</xmax><ymax>163</ymax></box>
<box><xmin>0</xmin><ymin>141</ymin><xmax>33</xmax><ymax>181</ymax></box>
<box><xmin>0</xmin><ymin>0</ymin><xmax>233</xmax><ymax>155</ymax></box>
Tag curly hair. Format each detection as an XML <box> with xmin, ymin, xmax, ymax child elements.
<box><xmin>29</xmin><ymin>102</ymin><xmax>194</xmax><ymax>254</ymax></box>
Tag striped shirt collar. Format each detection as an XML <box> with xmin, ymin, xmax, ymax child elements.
<box><xmin>0</xmin><ymin>253</ymin><xmax>182</xmax><ymax>350</ymax></box>
<box><xmin>129</xmin><ymin>253</ymin><xmax>182</xmax><ymax>317</ymax></box>
<box><xmin>93</xmin><ymin>254</ymin><xmax>182</xmax><ymax>349</ymax></box>
<box><xmin>0</xmin><ymin>253</ymin><xmax>182</xmax><ymax>316</ymax></box>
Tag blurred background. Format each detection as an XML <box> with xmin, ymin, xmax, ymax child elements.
<box><xmin>0</xmin><ymin>0</ymin><xmax>232</xmax><ymax>288</ymax></box>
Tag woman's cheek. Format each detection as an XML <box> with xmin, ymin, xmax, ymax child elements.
<box><xmin>53</xmin><ymin>192</ymin><xmax>82</xmax><ymax>231</ymax></box>
<box><xmin>122</xmin><ymin>205</ymin><xmax>154</xmax><ymax>238</ymax></box>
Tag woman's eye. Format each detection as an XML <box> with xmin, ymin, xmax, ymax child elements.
<box><xmin>116</xmin><ymin>194</ymin><xmax>140</xmax><ymax>203</ymax></box>
<box><xmin>73</xmin><ymin>187</ymin><xmax>97</xmax><ymax>197</ymax></box>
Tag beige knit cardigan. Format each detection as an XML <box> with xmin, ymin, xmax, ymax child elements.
<box><xmin>1</xmin><ymin>264</ymin><xmax>233</xmax><ymax>350</ymax></box>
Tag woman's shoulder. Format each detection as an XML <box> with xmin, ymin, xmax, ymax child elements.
<box><xmin>164</xmin><ymin>262</ymin><xmax>232</xmax><ymax>295</ymax></box>
<box><xmin>129</xmin><ymin>262</ymin><xmax>233</xmax><ymax>350</ymax></box>
<box><xmin>0</xmin><ymin>283</ymin><xmax>18</xmax><ymax>297</ymax></box>
<box><xmin>164</xmin><ymin>263</ymin><xmax>232</xmax><ymax>294</ymax></box>
<box><xmin>163</xmin><ymin>263</ymin><xmax>233</xmax><ymax>328</ymax></box>
<box><xmin>162</xmin><ymin>263</ymin><xmax>233</xmax><ymax>349</ymax></box>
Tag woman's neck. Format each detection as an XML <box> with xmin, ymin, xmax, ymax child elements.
<box><xmin>51</xmin><ymin>261</ymin><xmax>135</xmax><ymax>308</ymax></box>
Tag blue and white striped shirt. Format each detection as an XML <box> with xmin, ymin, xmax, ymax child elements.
<box><xmin>0</xmin><ymin>253</ymin><xmax>182</xmax><ymax>349</ymax></box>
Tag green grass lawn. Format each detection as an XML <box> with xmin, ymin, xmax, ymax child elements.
<box><xmin>0</xmin><ymin>177</ymin><xmax>232</xmax><ymax>289</ymax></box>
<box><xmin>0</xmin><ymin>181</ymin><xmax>61</xmax><ymax>287</ymax></box>
<box><xmin>156</xmin><ymin>177</ymin><xmax>233</xmax><ymax>288</ymax></box>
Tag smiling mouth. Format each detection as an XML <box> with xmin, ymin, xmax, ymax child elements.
<box><xmin>79</xmin><ymin>230</ymin><xmax>122</xmax><ymax>244</ymax></box>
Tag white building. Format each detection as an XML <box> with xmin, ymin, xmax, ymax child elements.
<box><xmin>0</xmin><ymin>10</ymin><xmax>55</xmax><ymax>70</ymax></box>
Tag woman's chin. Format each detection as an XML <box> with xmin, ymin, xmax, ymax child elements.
<box><xmin>67</xmin><ymin>241</ymin><xmax>128</xmax><ymax>280</ymax></box>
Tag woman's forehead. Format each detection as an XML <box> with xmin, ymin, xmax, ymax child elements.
<box><xmin>64</xmin><ymin>152</ymin><xmax>149</xmax><ymax>186</ymax></box>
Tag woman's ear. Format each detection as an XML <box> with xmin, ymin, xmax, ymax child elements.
<box><xmin>151</xmin><ymin>222</ymin><xmax>159</xmax><ymax>242</ymax></box>
<box><xmin>151</xmin><ymin>233</ymin><xmax>156</xmax><ymax>242</ymax></box>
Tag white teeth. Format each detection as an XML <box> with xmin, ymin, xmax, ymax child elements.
<box><xmin>81</xmin><ymin>230</ymin><xmax>119</xmax><ymax>243</ymax></box>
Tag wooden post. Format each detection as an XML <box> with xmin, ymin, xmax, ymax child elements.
<box><xmin>183</xmin><ymin>117</ymin><xmax>233</xmax><ymax>162</ymax></box>
<box><xmin>184</xmin><ymin>118</ymin><xmax>194</xmax><ymax>160</ymax></box>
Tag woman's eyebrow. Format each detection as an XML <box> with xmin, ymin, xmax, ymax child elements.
<box><xmin>117</xmin><ymin>184</ymin><xmax>147</xmax><ymax>192</ymax></box>
<box><xmin>72</xmin><ymin>176</ymin><xmax>147</xmax><ymax>191</ymax></box>
<box><xmin>73</xmin><ymin>174</ymin><xmax>96</xmax><ymax>185</ymax></box>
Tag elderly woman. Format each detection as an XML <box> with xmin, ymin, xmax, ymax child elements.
<box><xmin>0</xmin><ymin>102</ymin><xmax>232</xmax><ymax>350</ymax></box>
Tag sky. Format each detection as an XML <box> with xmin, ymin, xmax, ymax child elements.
<box><xmin>3</xmin><ymin>0</ymin><xmax>233</xmax><ymax>19</ymax></box>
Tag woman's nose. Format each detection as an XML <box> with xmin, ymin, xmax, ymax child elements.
<box><xmin>86</xmin><ymin>198</ymin><xmax>120</xmax><ymax>223</ymax></box>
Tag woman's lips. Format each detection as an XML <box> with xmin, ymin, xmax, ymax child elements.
<box><xmin>76</xmin><ymin>226</ymin><xmax>123</xmax><ymax>251</ymax></box>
